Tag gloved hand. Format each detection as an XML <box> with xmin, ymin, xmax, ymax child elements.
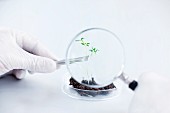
<box><xmin>0</xmin><ymin>28</ymin><xmax>59</xmax><ymax>79</ymax></box>
<box><xmin>128</xmin><ymin>72</ymin><xmax>170</xmax><ymax>113</ymax></box>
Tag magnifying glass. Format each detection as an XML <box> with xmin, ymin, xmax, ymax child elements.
<box><xmin>58</xmin><ymin>28</ymin><xmax>138</xmax><ymax>91</ymax></box>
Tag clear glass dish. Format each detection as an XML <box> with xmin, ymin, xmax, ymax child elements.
<box><xmin>62</xmin><ymin>74</ymin><xmax>123</xmax><ymax>101</ymax></box>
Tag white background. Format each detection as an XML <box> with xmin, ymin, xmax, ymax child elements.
<box><xmin>0</xmin><ymin>0</ymin><xmax>170</xmax><ymax>113</ymax></box>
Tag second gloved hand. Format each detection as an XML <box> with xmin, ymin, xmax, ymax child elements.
<box><xmin>128</xmin><ymin>72</ymin><xmax>170</xmax><ymax>113</ymax></box>
<box><xmin>0</xmin><ymin>28</ymin><xmax>59</xmax><ymax>79</ymax></box>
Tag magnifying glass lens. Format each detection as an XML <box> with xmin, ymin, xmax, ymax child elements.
<box><xmin>66</xmin><ymin>28</ymin><xmax>125</xmax><ymax>88</ymax></box>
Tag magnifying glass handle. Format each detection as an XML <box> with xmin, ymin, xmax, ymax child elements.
<box><xmin>119</xmin><ymin>73</ymin><xmax>138</xmax><ymax>91</ymax></box>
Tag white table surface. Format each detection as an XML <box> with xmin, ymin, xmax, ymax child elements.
<box><xmin>0</xmin><ymin>70</ymin><xmax>133</xmax><ymax>113</ymax></box>
<box><xmin>0</xmin><ymin>0</ymin><xmax>170</xmax><ymax>113</ymax></box>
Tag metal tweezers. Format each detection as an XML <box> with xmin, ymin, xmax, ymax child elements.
<box><xmin>57</xmin><ymin>55</ymin><xmax>89</xmax><ymax>65</ymax></box>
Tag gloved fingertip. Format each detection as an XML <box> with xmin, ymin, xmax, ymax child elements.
<box><xmin>35</xmin><ymin>58</ymin><xmax>57</xmax><ymax>73</ymax></box>
<box><xmin>49</xmin><ymin>53</ymin><xmax>58</xmax><ymax>61</ymax></box>
<box><xmin>44</xmin><ymin>59</ymin><xmax>57</xmax><ymax>72</ymax></box>
<box><xmin>54</xmin><ymin>60</ymin><xmax>61</xmax><ymax>70</ymax></box>
<box><xmin>13</xmin><ymin>69</ymin><xmax>26</xmax><ymax>80</ymax></box>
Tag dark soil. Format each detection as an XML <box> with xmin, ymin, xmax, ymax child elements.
<box><xmin>69</xmin><ymin>77</ymin><xmax>116</xmax><ymax>97</ymax></box>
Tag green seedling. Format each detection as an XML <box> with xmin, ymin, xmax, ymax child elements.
<box><xmin>89</xmin><ymin>47</ymin><xmax>99</xmax><ymax>55</ymax></box>
<box><xmin>76</xmin><ymin>37</ymin><xmax>90</xmax><ymax>47</ymax></box>
<box><xmin>75</xmin><ymin>37</ymin><xmax>99</xmax><ymax>84</ymax></box>
<box><xmin>76</xmin><ymin>37</ymin><xmax>99</xmax><ymax>55</ymax></box>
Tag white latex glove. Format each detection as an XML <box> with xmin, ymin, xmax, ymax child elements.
<box><xmin>0</xmin><ymin>28</ymin><xmax>59</xmax><ymax>79</ymax></box>
<box><xmin>128</xmin><ymin>72</ymin><xmax>170</xmax><ymax>113</ymax></box>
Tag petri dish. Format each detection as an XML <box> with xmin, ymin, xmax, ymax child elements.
<box><xmin>62</xmin><ymin>73</ymin><xmax>123</xmax><ymax>101</ymax></box>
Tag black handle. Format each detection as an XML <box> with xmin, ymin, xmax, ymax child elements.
<box><xmin>129</xmin><ymin>80</ymin><xmax>138</xmax><ymax>91</ymax></box>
